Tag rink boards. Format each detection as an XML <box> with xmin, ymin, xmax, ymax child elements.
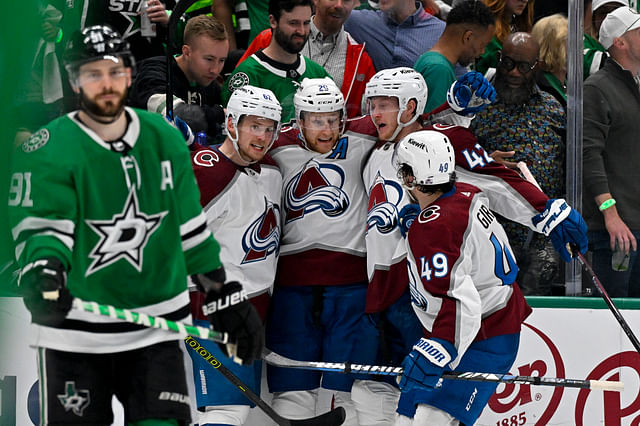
<box><xmin>1</xmin><ymin>296</ymin><xmax>639</xmax><ymax>425</ymax></box>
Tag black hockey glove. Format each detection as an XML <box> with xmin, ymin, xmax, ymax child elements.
<box><xmin>19</xmin><ymin>257</ymin><xmax>72</xmax><ymax>326</ymax></box>
<box><xmin>192</xmin><ymin>269</ymin><xmax>264</xmax><ymax>365</ymax></box>
<box><xmin>202</xmin><ymin>104</ymin><xmax>225</xmax><ymax>142</ymax></box>
<box><xmin>174</xmin><ymin>103</ymin><xmax>209</xmax><ymax>134</ymax></box>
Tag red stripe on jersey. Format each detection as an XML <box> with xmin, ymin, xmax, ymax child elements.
<box><xmin>365</xmin><ymin>260</ymin><xmax>410</xmax><ymax>313</ymax></box>
<box><xmin>276</xmin><ymin>249</ymin><xmax>367</xmax><ymax>286</ymax></box>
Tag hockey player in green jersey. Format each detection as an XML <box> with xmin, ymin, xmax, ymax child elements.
<box><xmin>8</xmin><ymin>25</ymin><xmax>263</xmax><ymax>426</ymax></box>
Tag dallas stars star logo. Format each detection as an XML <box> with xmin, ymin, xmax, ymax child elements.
<box><xmin>119</xmin><ymin>10</ymin><xmax>142</xmax><ymax>39</ymax></box>
<box><xmin>57</xmin><ymin>381</ymin><xmax>90</xmax><ymax>416</ymax></box>
<box><xmin>86</xmin><ymin>189</ymin><xmax>167</xmax><ymax>276</ymax></box>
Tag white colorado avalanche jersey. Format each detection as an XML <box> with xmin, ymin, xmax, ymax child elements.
<box><xmin>406</xmin><ymin>183</ymin><xmax>531</xmax><ymax>367</ymax></box>
<box><xmin>191</xmin><ymin>144</ymin><xmax>282</xmax><ymax>297</ymax></box>
<box><xmin>363</xmin><ymin>123</ymin><xmax>550</xmax><ymax>313</ymax></box>
<box><xmin>269</xmin><ymin>117</ymin><xmax>378</xmax><ymax>287</ymax></box>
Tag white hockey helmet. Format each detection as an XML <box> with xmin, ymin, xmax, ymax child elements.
<box><xmin>393</xmin><ymin>130</ymin><xmax>455</xmax><ymax>190</ymax></box>
<box><xmin>294</xmin><ymin>78</ymin><xmax>345</xmax><ymax>122</ymax></box>
<box><xmin>363</xmin><ymin>67</ymin><xmax>428</xmax><ymax>140</ymax></box>
<box><xmin>294</xmin><ymin>77</ymin><xmax>346</xmax><ymax>146</ymax></box>
<box><xmin>226</xmin><ymin>85</ymin><xmax>282</xmax><ymax>152</ymax></box>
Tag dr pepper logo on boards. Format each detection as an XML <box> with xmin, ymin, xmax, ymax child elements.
<box><xmin>476</xmin><ymin>322</ymin><xmax>640</xmax><ymax>425</ymax></box>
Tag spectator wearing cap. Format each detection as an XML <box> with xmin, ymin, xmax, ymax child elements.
<box><xmin>583</xmin><ymin>6</ymin><xmax>640</xmax><ymax>297</ymax></box>
<box><xmin>584</xmin><ymin>0</ymin><xmax>628</xmax><ymax>79</ymax></box>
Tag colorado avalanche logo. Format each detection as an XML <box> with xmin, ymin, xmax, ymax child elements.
<box><xmin>285</xmin><ymin>160</ymin><xmax>349</xmax><ymax>223</ymax></box>
<box><xmin>241</xmin><ymin>198</ymin><xmax>280</xmax><ymax>263</ymax></box>
<box><xmin>366</xmin><ymin>172</ymin><xmax>404</xmax><ymax>234</ymax></box>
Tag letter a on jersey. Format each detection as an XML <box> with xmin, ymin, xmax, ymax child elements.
<box><xmin>85</xmin><ymin>189</ymin><xmax>168</xmax><ymax>276</ymax></box>
<box><xmin>242</xmin><ymin>198</ymin><xmax>281</xmax><ymax>263</ymax></box>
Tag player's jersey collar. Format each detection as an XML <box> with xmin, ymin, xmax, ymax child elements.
<box><xmin>69</xmin><ymin>107</ymin><xmax>141</xmax><ymax>153</ymax></box>
<box><xmin>253</xmin><ymin>50</ymin><xmax>307</xmax><ymax>79</ymax></box>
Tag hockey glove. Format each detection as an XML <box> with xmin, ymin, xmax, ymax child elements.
<box><xmin>193</xmin><ymin>270</ymin><xmax>264</xmax><ymax>365</ymax></box>
<box><xmin>532</xmin><ymin>199</ymin><xmax>588</xmax><ymax>262</ymax></box>
<box><xmin>166</xmin><ymin>112</ymin><xmax>195</xmax><ymax>146</ymax></box>
<box><xmin>203</xmin><ymin>104</ymin><xmax>226</xmax><ymax>141</ymax></box>
<box><xmin>398</xmin><ymin>338</ymin><xmax>457</xmax><ymax>392</ymax></box>
<box><xmin>174</xmin><ymin>103</ymin><xmax>209</xmax><ymax>134</ymax></box>
<box><xmin>18</xmin><ymin>257</ymin><xmax>72</xmax><ymax>326</ymax></box>
<box><xmin>447</xmin><ymin>71</ymin><xmax>496</xmax><ymax>116</ymax></box>
<box><xmin>398</xmin><ymin>203</ymin><xmax>421</xmax><ymax>238</ymax></box>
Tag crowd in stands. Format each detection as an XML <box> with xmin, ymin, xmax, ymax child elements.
<box><xmin>19</xmin><ymin>0</ymin><xmax>639</xmax><ymax>298</ymax></box>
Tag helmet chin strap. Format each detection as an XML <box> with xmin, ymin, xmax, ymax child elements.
<box><xmin>296</xmin><ymin>121</ymin><xmax>312</xmax><ymax>151</ymax></box>
<box><xmin>389</xmin><ymin>121</ymin><xmax>405</xmax><ymax>142</ymax></box>
<box><xmin>228</xmin><ymin>118</ymin><xmax>259</xmax><ymax>166</ymax></box>
<box><xmin>390</xmin><ymin>106</ymin><xmax>419</xmax><ymax>142</ymax></box>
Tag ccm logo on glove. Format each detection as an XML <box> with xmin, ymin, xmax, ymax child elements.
<box><xmin>202</xmin><ymin>289</ymin><xmax>249</xmax><ymax>315</ymax></box>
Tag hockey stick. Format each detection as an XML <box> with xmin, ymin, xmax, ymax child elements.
<box><xmin>516</xmin><ymin>161</ymin><xmax>542</xmax><ymax>191</ymax></box>
<box><xmin>573</xmin><ymin>251</ymin><xmax>640</xmax><ymax>355</ymax></box>
<box><xmin>263</xmin><ymin>349</ymin><xmax>623</xmax><ymax>392</ymax></box>
<box><xmin>71</xmin><ymin>298</ymin><xmax>228</xmax><ymax>343</ymax></box>
<box><xmin>71</xmin><ymin>298</ymin><xmax>346</xmax><ymax>425</ymax></box>
<box><xmin>514</xmin><ymin>163</ymin><xmax>640</xmax><ymax>355</ymax></box>
<box><xmin>166</xmin><ymin>0</ymin><xmax>199</xmax><ymax>119</ymax></box>
<box><xmin>186</xmin><ymin>336</ymin><xmax>346</xmax><ymax>426</ymax></box>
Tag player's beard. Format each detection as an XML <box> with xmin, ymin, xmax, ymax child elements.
<box><xmin>79</xmin><ymin>87</ymin><xmax>127</xmax><ymax>124</ymax></box>
<box><xmin>274</xmin><ymin>26</ymin><xmax>307</xmax><ymax>54</ymax></box>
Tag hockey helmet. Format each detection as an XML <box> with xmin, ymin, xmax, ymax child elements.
<box><xmin>363</xmin><ymin>67</ymin><xmax>428</xmax><ymax>140</ymax></box>
<box><xmin>294</xmin><ymin>78</ymin><xmax>346</xmax><ymax>145</ymax></box>
<box><xmin>294</xmin><ymin>78</ymin><xmax>345</xmax><ymax>120</ymax></box>
<box><xmin>393</xmin><ymin>130</ymin><xmax>455</xmax><ymax>190</ymax></box>
<box><xmin>226</xmin><ymin>85</ymin><xmax>282</xmax><ymax>152</ymax></box>
<box><xmin>63</xmin><ymin>25</ymin><xmax>135</xmax><ymax>84</ymax></box>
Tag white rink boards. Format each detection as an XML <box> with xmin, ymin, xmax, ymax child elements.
<box><xmin>2</xmin><ymin>297</ymin><xmax>639</xmax><ymax>425</ymax></box>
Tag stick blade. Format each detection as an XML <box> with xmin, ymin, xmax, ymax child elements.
<box><xmin>289</xmin><ymin>407</ymin><xmax>346</xmax><ymax>426</ymax></box>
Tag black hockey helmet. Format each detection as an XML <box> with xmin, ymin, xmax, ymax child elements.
<box><xmin>63</xmin><ymin>25</ymin><xmax>135</xmax><ymax>81</ymax></box>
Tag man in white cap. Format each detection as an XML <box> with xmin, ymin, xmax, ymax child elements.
<box><xmin>584</xmin><ymin>0</ymin><xmax>628</xmax><ymax>78</ymax></box>
<box><xmin>583</xmin><ymin>6</ymin><xmax>640</xmax><ymax>297</ymax></box>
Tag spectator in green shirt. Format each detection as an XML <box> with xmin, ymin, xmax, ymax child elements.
<box><xmin>414</xmin><ymin>0</ymin><xmax>495</xmax><ymax>113</ymax></box>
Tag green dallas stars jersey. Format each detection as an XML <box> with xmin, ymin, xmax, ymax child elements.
<box><xmin>9</xmin><ymin>107</ymin><xmax>222</xmax><ymax>353</ymax></box>
<box><xmin>222</xmin><ymin>52</ymin><xmax>329</xmax><ymax>124</ymax></box>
